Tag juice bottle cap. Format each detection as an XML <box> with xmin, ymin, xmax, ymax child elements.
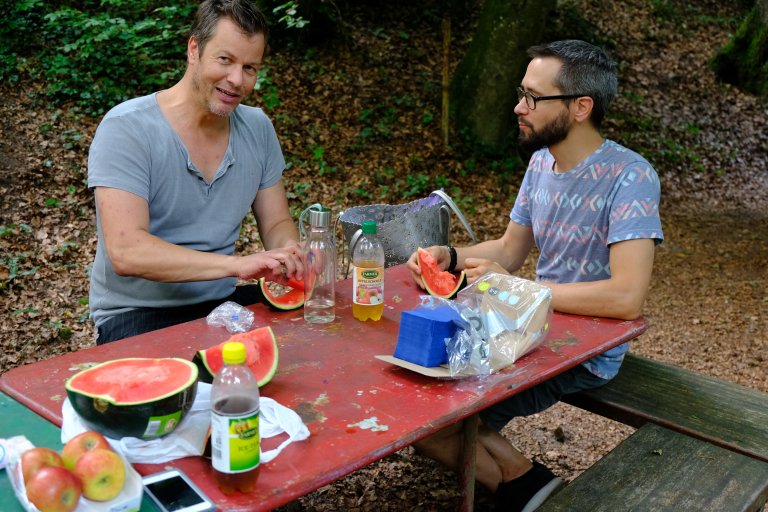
<box><xmin>222</xmin><ymin>341</ymin><xmax>247</xmax><ymax>365</ymax></box>
<box><xmin>362</xmin><ymin>220</ymin><xmax>377</xmax><ymax>235</ymax></box>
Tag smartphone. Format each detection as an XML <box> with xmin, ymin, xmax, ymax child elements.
<box><xmin>142</xmin><ymin>469</ymin><xmax>216</xmax><ymax>512</ymax></box>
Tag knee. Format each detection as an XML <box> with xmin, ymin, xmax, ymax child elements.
<box><xmin>412</xmin><ymin>423</ymin><xmax>463</xmax><ymax>455</ymax></box>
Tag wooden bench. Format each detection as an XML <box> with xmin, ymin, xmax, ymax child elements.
<box><xmin>537</xmin><ymin>423</ymin><xmax>768</xmax><ymax>511</ymax></box>
<box><xmin>537</xmin><ymin>354</ymin><xmax>768</xmax><ymax>511</ymax></box>
<box><xmin>562</xmin><ymin>353</ymin><xmax>768</xmax><ymax>462</ymax></box>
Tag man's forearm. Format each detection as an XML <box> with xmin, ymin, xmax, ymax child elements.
<box><xmin>259</xmin><ymin>217</ymin><xmax>300</xmax><ymax>250</ymax></box>
<box><xmin>543</xmin><ymin>279</ymin><xmax>647</xmax><ymax>320</ymax></box>
<box><xmin>456</xmin><ymin>236</ymin><xmax>532</xmax><ymax>274</ymax></box>
<box><xmin>107</xmin><ymin>230</ymin><xmax>241</xmax><ymax>282</ymax></box>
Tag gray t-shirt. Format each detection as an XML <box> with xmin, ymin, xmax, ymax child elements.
<box><xmin>88</xmin><ymin>94</ymin><xmax>285</xmax><ymax>328</ymax></box>
<box><xmin>511</xmin><ymin>139</ymin><xmax>663</xmax><ymax>379</ymax></box>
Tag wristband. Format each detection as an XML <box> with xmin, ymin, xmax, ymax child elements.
<box><xmin>447</xmin><ymin>246</ymin><xmax>457</xmax><ymax>272</ymax></box>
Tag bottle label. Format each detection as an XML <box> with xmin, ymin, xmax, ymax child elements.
<box><xmin>352</xmin><ymin>266</ymin><xmax>384</xmax><ymax>305</ymax></box>
<box><xmin>211</xmin><ymin>411</ymin><xmax>260</xmax><ymax>473</ymax></box>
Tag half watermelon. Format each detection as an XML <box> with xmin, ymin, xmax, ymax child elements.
<box><xmin>194</xmin><ymin>326</ymin><xmax>279</xmax><ymax>386</ymax></box>
<box><xmin>417</xmin><ymin>247</ymin><xmax>467</xmax><ymax>299</ymax></box>
<box><xmin>65</xmin><ymin>357</ymin><xmax>198</xmax><ymax>439</ymax></box>
<box><xmin>258</xmin><ymin>277</ymin><xmax>304</xmax><ymax>310</ymax></box>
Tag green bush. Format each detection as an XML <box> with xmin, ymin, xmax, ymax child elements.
<box><xmin>0</xmin><ymin>0</ymin><xmax>331</xmax><ymax>115</ymax></box>
<box><xmin>1</xmin><ymin>0</ymin><xmax>197</xmax><ymax>115</ymax></box>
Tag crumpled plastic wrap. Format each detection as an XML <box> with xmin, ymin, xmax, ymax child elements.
<box><xmin>419</xmin><ymin>272</ymin><xmax>553</xmax><ymax>377</ymax></box>
<box><xmin>206</xmin><ymin>301</ymin><xmax>254</xmax><ymax>333</ymax></box>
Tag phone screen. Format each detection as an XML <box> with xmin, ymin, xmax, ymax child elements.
<box><xmin>145</xmin><ymin>474</ymin><xmax>207</xmax><ymax>511</ymax></box>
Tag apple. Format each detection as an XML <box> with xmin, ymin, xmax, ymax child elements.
<box><xmin>72</xmin><ymin>448</ymin><xmax>125</xmax><ymax>501</ymax></box>
<box><xmin>61</xmin><ymin>430</ymin><xmax>111</xmax><ymax>470</ymax></box>
<box><xmin>21</xmin><ymin>447</ymin><xmax>65</xmax><ymax>484</ymax></box>
<box><xmin>25</xmin><ymin>465</ymin><xmax>82</xmax><ymax>512</ymax></box>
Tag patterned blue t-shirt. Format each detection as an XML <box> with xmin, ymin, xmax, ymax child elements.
<box><xmin>511</xmin><ymin>139</ymin><xmax>663</xmax><ymax>379</ymax></box>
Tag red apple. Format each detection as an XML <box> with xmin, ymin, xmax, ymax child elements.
<box><xmin>25</xmin><ymin>465</ymin><xmax>82</xmax><ymax>512</ymax></box>
<box><xmin>61</xmin><ymin>430</ymin><xmax>112</xmax><ymax>470</ymax></box>
<box><xmin>21</xmin><ymin>447</ymin><xmax>65</xmax><ymax>484</ymax></box>
<box><xmin>72</xmin><ymin>448</ymin><xmax>125</xmax><ymax>501</ymax></box>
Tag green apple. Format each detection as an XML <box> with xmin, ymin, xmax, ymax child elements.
<box><xmin>72</xmin><ymin>448</ymin><xmax>126</xmax><ymax>502</ymax></box>
<box><xmin>25</xmin><ymin>465</ymin><xmax>82</xmax><ymax>512</ymax></box>
<box><xmin>61</xmin><ymin>430</ymin><xmax>111</xmax><ymax>470</ymax></box>
<box><xmin>20</xmin><ymin>447</ymin><xmax>65</xmax><ymax>484</ymax></box>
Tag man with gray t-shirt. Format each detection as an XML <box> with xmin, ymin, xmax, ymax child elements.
<box><xmin>88</xmin><ymin>0</ymin><xmax>303</xmax><ymax>344</ymax></box>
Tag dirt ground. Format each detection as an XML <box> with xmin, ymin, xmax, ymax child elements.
<box><xmin>1</xmin><ymin>0</ymin><xmax>766</xmax><ymax>510</ymax></box>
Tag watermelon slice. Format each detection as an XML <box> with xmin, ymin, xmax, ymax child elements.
<box><xmin>417</xmin><ymin>247</ymin><xmax>467</xmax><ymax>299</ymax></box>
<box><xmin>258</xmin><ymin>277</ymin><xmax>304</xmax><ymax>310</ymax></box>
<box><xmin>194</xmin><ymin>326</ymin><xmax>279</xmax><ymax>386</ymax></box>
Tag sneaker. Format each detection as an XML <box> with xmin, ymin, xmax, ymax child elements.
<box><xmin>495</xmin><ymin>461</ymin><xmax>565</xmax><ymax>512</ymax></box>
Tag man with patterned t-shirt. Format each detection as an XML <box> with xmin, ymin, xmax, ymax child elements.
<box><xmin>406</xmin><ymin>39</ymin><xmax>662</xmax><ymax>512</ymax></box>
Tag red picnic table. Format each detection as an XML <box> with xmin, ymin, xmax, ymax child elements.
<box><xmin>0</xmin><ymin>264</ymin><xmax>646</xmax><ymax>511</ymax></box>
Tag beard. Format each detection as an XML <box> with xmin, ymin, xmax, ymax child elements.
<box><xmin>518</xmin><ymin>108</ymin><xmax>571</xmax><ymax>153</ymax></box>
<box><xmin>191</xmin><ymin>68</ymin><xmax>235</xmax><ymax>118</ymax></box>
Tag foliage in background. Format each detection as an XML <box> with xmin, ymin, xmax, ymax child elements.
<box><xmin>0</xmin><ymin>0</ymin><xmax>198</xmax><ymax>115</ymax></box>
<box><xmin>0</xmin><ymin>0</ymin><xmax>319</xmax><ymax>116</ymax></box>
<box><xmin>0</xmin><ymin>0</ymin><xmax>756</xmax><ymax>183</ymax></box>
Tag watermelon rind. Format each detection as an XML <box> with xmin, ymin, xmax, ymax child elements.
<box><xmin>65</xmin><ymin>358</ymin><xmax>198</xmax><ymax>440</ymax></box>
<box><xmin>194</xmin><ymin>326</ymin><xmax>279</xmax><ymax>387</ymax></box>
<box><xmin>258</xmin><ymin>277</ymin><xmax>304</xmax><ymax>310</ymax></box>
<box><xmin>417</xmin><ymin>247</ymin><xmax>467</xmax><ymax>299</ymax></box>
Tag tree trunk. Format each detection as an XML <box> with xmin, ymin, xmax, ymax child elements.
<box><xmin>450</xmin><ymin>0</ymin><xmax>556</xmax><ymax>153</ymax></box>
<box><xmin>711</xmin><ymin>0</ymin><xmax>768</xmax><ymax>100</ymax></box>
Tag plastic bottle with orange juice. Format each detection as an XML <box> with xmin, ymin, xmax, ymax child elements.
<box><xmin>352</xmin><ymin>220</ymin><xmax>385</xmax><ymax>321</ymax></box>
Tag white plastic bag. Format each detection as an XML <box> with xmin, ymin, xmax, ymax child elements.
<box><xmin>5</xmin><ymin>437</ymin><xmax>143</xmax><ymax>512</ymax></box>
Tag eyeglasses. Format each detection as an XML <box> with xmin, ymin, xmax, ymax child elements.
<box><xmin>516</xmin><ymin>87</ymin><xmax>585</xmax><ymax>110</ymax></box>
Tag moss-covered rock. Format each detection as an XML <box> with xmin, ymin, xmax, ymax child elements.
<box><xmin>710</xmin><ymin>1</ymin><xmax>768</xmax><ymax>100</ymax></box>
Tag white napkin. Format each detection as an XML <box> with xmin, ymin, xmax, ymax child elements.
<box><xmin>62</xmin><ymin>383</ymin><xmax>310</xmax><ymax>464</ymax></box>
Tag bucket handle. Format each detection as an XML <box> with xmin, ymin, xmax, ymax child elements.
<box><xmin>343</xmin><ymin>227</ymin><xmax>363</xmax><ymax>278</ymax></box>
<box><xmin>430</xmin><ymin>189</ymin><xmax>477</xmax><ymax>243</ymax></box>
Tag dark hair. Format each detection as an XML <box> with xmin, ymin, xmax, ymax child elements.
<box><xmin>527</xmin><ymin>39</ymin><xmax>617</xmax><ymax>129</ymax></box>
<box><xmin>190</xmin><ymin>0</ymin><xmax>269</xmax><ymax>55</ymax></box>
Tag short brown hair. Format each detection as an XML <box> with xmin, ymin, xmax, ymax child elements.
<box><xmin>190</xmin><ymin>0</ymin><xmax>269</xmax><ymax>55</ymax></box>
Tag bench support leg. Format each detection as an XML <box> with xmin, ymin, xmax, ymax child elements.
<box><xmin>460</xmin><ymin>414</ymin><xmax>478</xmax><ymax>512</ymax></box>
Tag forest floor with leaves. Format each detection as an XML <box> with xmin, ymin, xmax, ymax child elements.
<box><xmin>1</xmin><ymin>0</ymin><xmax>766</xmax><ymax>510</ymax></box>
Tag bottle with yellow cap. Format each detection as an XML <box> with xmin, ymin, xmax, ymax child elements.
<box><xmin>210</xmin><ymin>341</ymin><xmax>260</xmax><ymax>494</ymax></box>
